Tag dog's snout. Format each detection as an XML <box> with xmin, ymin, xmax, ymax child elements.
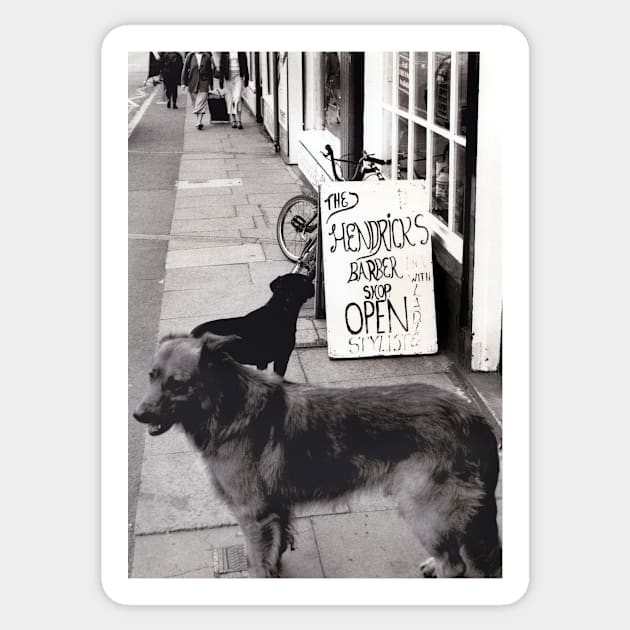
<box><xmin>133</xmin><ymin>401</ymin><xmax>156</xmax><ymax>423</ymax></box>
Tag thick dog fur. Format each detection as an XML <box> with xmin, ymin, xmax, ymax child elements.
<box><xmin>190</xmin><ymin>273</ymin><xmax>314</xmax><ymax>377</ymax></box>
<box><xmin>134</xmin><ymin>334</ymin><xmax>502</xmax><ymax>578</ymax></box>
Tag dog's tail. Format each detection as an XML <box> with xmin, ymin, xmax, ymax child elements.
<box><xmin>462</xmin><ymin>416</ymin><xmax>502</xmax><ymax>577</ymax></box>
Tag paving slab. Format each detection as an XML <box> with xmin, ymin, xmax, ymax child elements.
<box><xmin>171</xmin><ymin>216</ymin><xmax>254</xmax><ymax>234</ymax></box>
<box><xmin>166</xmin><ymin>243</ymin><xmax>265</xmax><ymax>269</ymax></box>
<box><xmin>261</xmin><ymin>207</ymin><xmax>283</xmax><ymax>224</ymax></box>
<box><xmin>172</xmin><ymin>205</ymin><xmax>237</xmax><ymax>220</ymax></box>
<box><xmin>253</xmin><ymin>215</ymin><xmax>269</xmax><ymax>229</ymax></box>
<box><xmin>158</xmin><ymin>315</ymin><xmax>230</xmax><ymax>337</ymax></box>
<box><xmin>234</xmin><ymin>204</ymin><xmax>263</xmax><ymax>218</ymax></box>
<box><xmin>227</xmin><ymin>169</ymin><xmax>297</xmax><ymax>182</ymax></box>
<box><xmin>135</xmin><ymin>451</ymin><xmax>236</xmax><ymax>534</ymax></box>
<box><xmin>294</xmin><ymin>500</ymin><xmax>350</xmax><ymax>519</ymax></box>
<box><xmin>247</xmin><ymin>260</ymin><xmax>295</xmax><ymax>285</ymax></box>
<box><xmin>279</xmin><ymin>517</ymin><xmax>325</xmax><ymax>578</ymax></box>
<box><xmin>246</xmin><ymin>193</ymin><xmax>296</xmax><ymax>207</ymax></box>
<box><xmin>168</xmin><ymin>237</ymin><xmax>246</xmax><ymax>251</ymax></box>
<box><xmin>239</xmin><ymin>227</ymin><xmax>278</xmax><ymax>241</ymax></box>
<box><xmin>178</xmin><ymin>168</ymin><xmax>232</xmax><ymax>180</ymax></box>
<box><xmin>311</xmin><ymin>510</ymin><xmax>427</xmax><ymax>578</ymax></box>
<box><xmin>261</xmin><ymin>242</ymin><xmax>290</xmax><ymax>262</ymax></box>
<box><xmin>240</xmin><ymin>182</ymin><xmax>301</xmax><ymax>194</ymax></box>
<box><xmin>164</xmin><ymin>263</ymin><xmax>250</xmax><ymax>292</ymax></box>
<box><xmin>161</xmin><ymin>284</ymin><xmax>271</xmax><ymax>319</ymax></box>
<box><xmin>142</xmin><ymin>424</ymin><xmax>195</xmax><ymax>457</ymax></box>
<box><xmin>178</xmin><ymin>161</ymin><xmax>232</xmax><ymax>173</ymax></box>
<box><xmin>176</xmin><ymin>191</ymin><xmax>249</xmax><ymax>206</ymax></box>
<box><xmin>132</xmin><ymin>527</ymin><xmax>243</xmax><ymax>578</ymax></box>
<box><xmin>175</xmin><ymin>194</ymin><xmax>243</xmax><ymax>209</ymax></box>
<box><xmin>297</xmin><ymin>347</ymin><xmax>451</xmax><ymax>385</ymax></box>
<box><xmin>283</xmin><ymin>354</ymin><xmax>307</xmax><ymax>382</ymax></box>
<box><xmin>180</xmin><ymin>152</ymin><xmax>235</xmax><ymax>161</ymax></box>
<box><xmin>296</xmin><ymin>323</ymin><xmax>321</xmax><ymax>346</ymax></box>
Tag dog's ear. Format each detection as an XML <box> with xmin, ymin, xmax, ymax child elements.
<box><xmin>199</xmin><ymin>333</ymin><xmax>241</xmax><ymax>366</ymax></box>
<box><xmin>270</xmin><ymin>275</ymin><xmax>284</xmax><ymax>293</ymax></box>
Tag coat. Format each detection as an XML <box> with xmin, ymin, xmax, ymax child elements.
<box><xmin>182</xmin><ymin>52</ymin><xmax>214</xmax><ymax>93</ymax></box>
<box><xmin>159</xmin><ymin>52</ymin><xmax>183</xmax><ymax>85</ymax></box>
<box><xmin>219</xmin><ymin>52</ymin><xmax>249</xmax><ymax>89</ymax></box>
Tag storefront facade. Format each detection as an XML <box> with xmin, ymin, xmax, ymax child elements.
<box><xmin>240</xmin><ymin>51</ymin><xmax>502</xmax><ymax>373</ymax></box>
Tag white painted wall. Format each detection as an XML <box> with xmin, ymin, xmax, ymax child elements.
<box><xmin>471</xmin><ymin>50</ymin><xmax>503</xmax><ymax>371</ymax></box>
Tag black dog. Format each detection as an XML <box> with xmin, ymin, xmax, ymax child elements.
<box><xmin>190</xmin><ymin>273</ymin><xmax>314</xmax><ymax>377</ymax></box>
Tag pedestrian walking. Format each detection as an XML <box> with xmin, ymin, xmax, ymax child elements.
<box><xmin>145</xmin><ymin>52</ymin><xmax>162</xmax><ymax>86</ymax></box>
<box><xmin>219</xmin><ymin>52</ymin><xmax>249</xmax><ymax>129</ymax></box>
<box><xmin>182</xmin><ymin>51</ymin><xmax>215</xmax><ymax>129</ymax></box>
<box><xmin>159</xmin><ymin>52</ymin><xmax>184</xmax><ymax>109</ymax></box>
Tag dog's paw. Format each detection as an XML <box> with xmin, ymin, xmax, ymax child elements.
<box><xmin>420</xmin><ymin>557</ymin><xmax>438</xmax><ymax>578</ymax></box>
<box><xmin>264</xmin><ymin>564</ymin><xmax>281</xmax><ymax>578</ymax></box>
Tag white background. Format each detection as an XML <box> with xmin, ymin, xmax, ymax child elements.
<box><xmin>2</xmin><ymin>0</ymin><xmax>627</xmax><ymax>627</ymax></box>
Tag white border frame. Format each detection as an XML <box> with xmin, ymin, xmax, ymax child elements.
<box><xmin>102</xmin><ymin>24</ymin><xmax>529</xmax><ymax>606</ymax></box>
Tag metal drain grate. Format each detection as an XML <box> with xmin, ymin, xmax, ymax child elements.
<box><xmin>212</xmin><ymin>544</ymin><xmax>249</xmax><ymax>578</ymax></box>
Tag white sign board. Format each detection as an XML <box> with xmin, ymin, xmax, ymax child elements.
<box><xmin>320</xmin><ymin>180</ymin><xmax>437</xmax><ymax>358</ymax></box>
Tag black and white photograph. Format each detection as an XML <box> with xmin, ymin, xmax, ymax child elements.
<box><xmin>9</xmin><ymin>0</ymin><xmax>630</xmax><ymax>625</ymax></box>
<box><xmin>102</xmin><ymin>25</ymin><xmax>529</xmax><ymax>605</ymax></box>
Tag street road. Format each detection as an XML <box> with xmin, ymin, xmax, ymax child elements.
<box><xmin>127</xmin><ymin>51</ymin><xmax>185</xmax><ymax>574</ymax></box>
<box><xmin>127</xmin><ymin>52</ymin><xmax>157</xmax><ymax>123</ymax></box>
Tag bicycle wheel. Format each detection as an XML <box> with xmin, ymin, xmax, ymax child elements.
<box><xmin>276</xmin><ymin>194</ymin><xmax>318</xmax><ymax>262</ymax></box>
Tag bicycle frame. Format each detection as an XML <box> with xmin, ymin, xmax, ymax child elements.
<box><xmin>286</xmin><ymin>145</ymin><xmax>391</xmax><ymax>276</ymax></box>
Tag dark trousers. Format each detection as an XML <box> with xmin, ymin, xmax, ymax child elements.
<box><xmin>164</xmin><ymin>77</ymin><xmax>179</xmax><ymax>104</ymax></box>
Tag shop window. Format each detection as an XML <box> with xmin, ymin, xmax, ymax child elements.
<box><xmin>382</xmin><ymin>52</ymin><xmax>477</xmax><ymax>259</ymax></box>
<box><xmin>413</xmin><ymin>52</ymin><xmax>428</xmax><ymax>119</ymax></box>
<box><xmin>323</xmin><ymin>52</ymin><xmax>342</xmax><ymax>145</ymax></box>
<box><xmin>301</xmin><ymin>53</ymin><xmax>344</xmax><ymax>154</ymax></box>
<box><xmin>324</xmin><ymin>52</ymin><xmax>342</xmax><ymax>129</ymax></box>
<box><xmin>397</xmin><ymin>53</ymin><xmax>410</xmax><ymax>112</ymax></box>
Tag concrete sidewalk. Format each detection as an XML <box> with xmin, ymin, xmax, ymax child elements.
<box><xmin>130</xmin><ymin>97</ymin><xmax>502</xmax><ymax>579</ymax></box>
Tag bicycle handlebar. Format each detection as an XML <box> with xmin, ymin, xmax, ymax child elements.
<box><xmin>321</xmin><ymin>144</ymin><xmax>391</xmax><ymax>180</ymax></box>
<box><xmin>366</xmin><ymin>155</ymin><xmax>391</xmax><ymax>166</ymax></box>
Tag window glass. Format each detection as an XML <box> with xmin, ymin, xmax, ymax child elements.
<box><xmin>383</xmin><ymin>52</ymin><xmax>393</xmax><ymax>106</ymax></box>
<box><xmin>324</xmin><ymin>52</ymin><xmax>342</xmax><ymax>130</ymax></box>
<box><xmin>397</xmin><ymin>117</ymin><xmax>409</xmax><ymax>179</ymax></box>
<box><xmin>397</xmin><ymin>52</ymin><xmax>410</xmax><ymax>111</ymax></box>
<box><xmin>433</xmin><ymin>52</ymin><xmax>451</xmax><ymax>130</ymax></box>
<box><xmin>412</xmin><ymin>123</ymin><xmax>427</xmax><ymax>180</ymax></box>
<box><xmin>454</xmin><ymin>144</ymin><xmax>466</xmax><ymax>235</ymax></box>
<box><xmin>457</xmin><ymin>52</ymin><xmax>469</xmax><ymax>136</ymax></box>
<box><xmin>381</xmin><ymin>51</ymin><xmax>476</xmax><ymax>254</ymax></box>
<box><xmin>432</xmin><ymin>134</ymin><xmax>449</xmax><ymax>224</ymax></box>
<box><xmin>413</xmin><ymin>52</ymin><xmax>428</xmax><ymax>119</ymax></box>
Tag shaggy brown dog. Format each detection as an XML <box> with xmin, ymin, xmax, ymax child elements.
<box><xmin>134</xmin><ymin>333</ymin><xmax>502</xmax><ymax>578</ymax></box>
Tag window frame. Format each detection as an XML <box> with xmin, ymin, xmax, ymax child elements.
<box><xmin>383</xmin><ymin>51</ymin><xmax>470</xmax><ymax>262</ymax></box>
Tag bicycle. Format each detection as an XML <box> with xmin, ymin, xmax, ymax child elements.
<box><xmin>276</xmin><ymin>145</ymin><xmax>391</xmax><ymax>276</ymax></box>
